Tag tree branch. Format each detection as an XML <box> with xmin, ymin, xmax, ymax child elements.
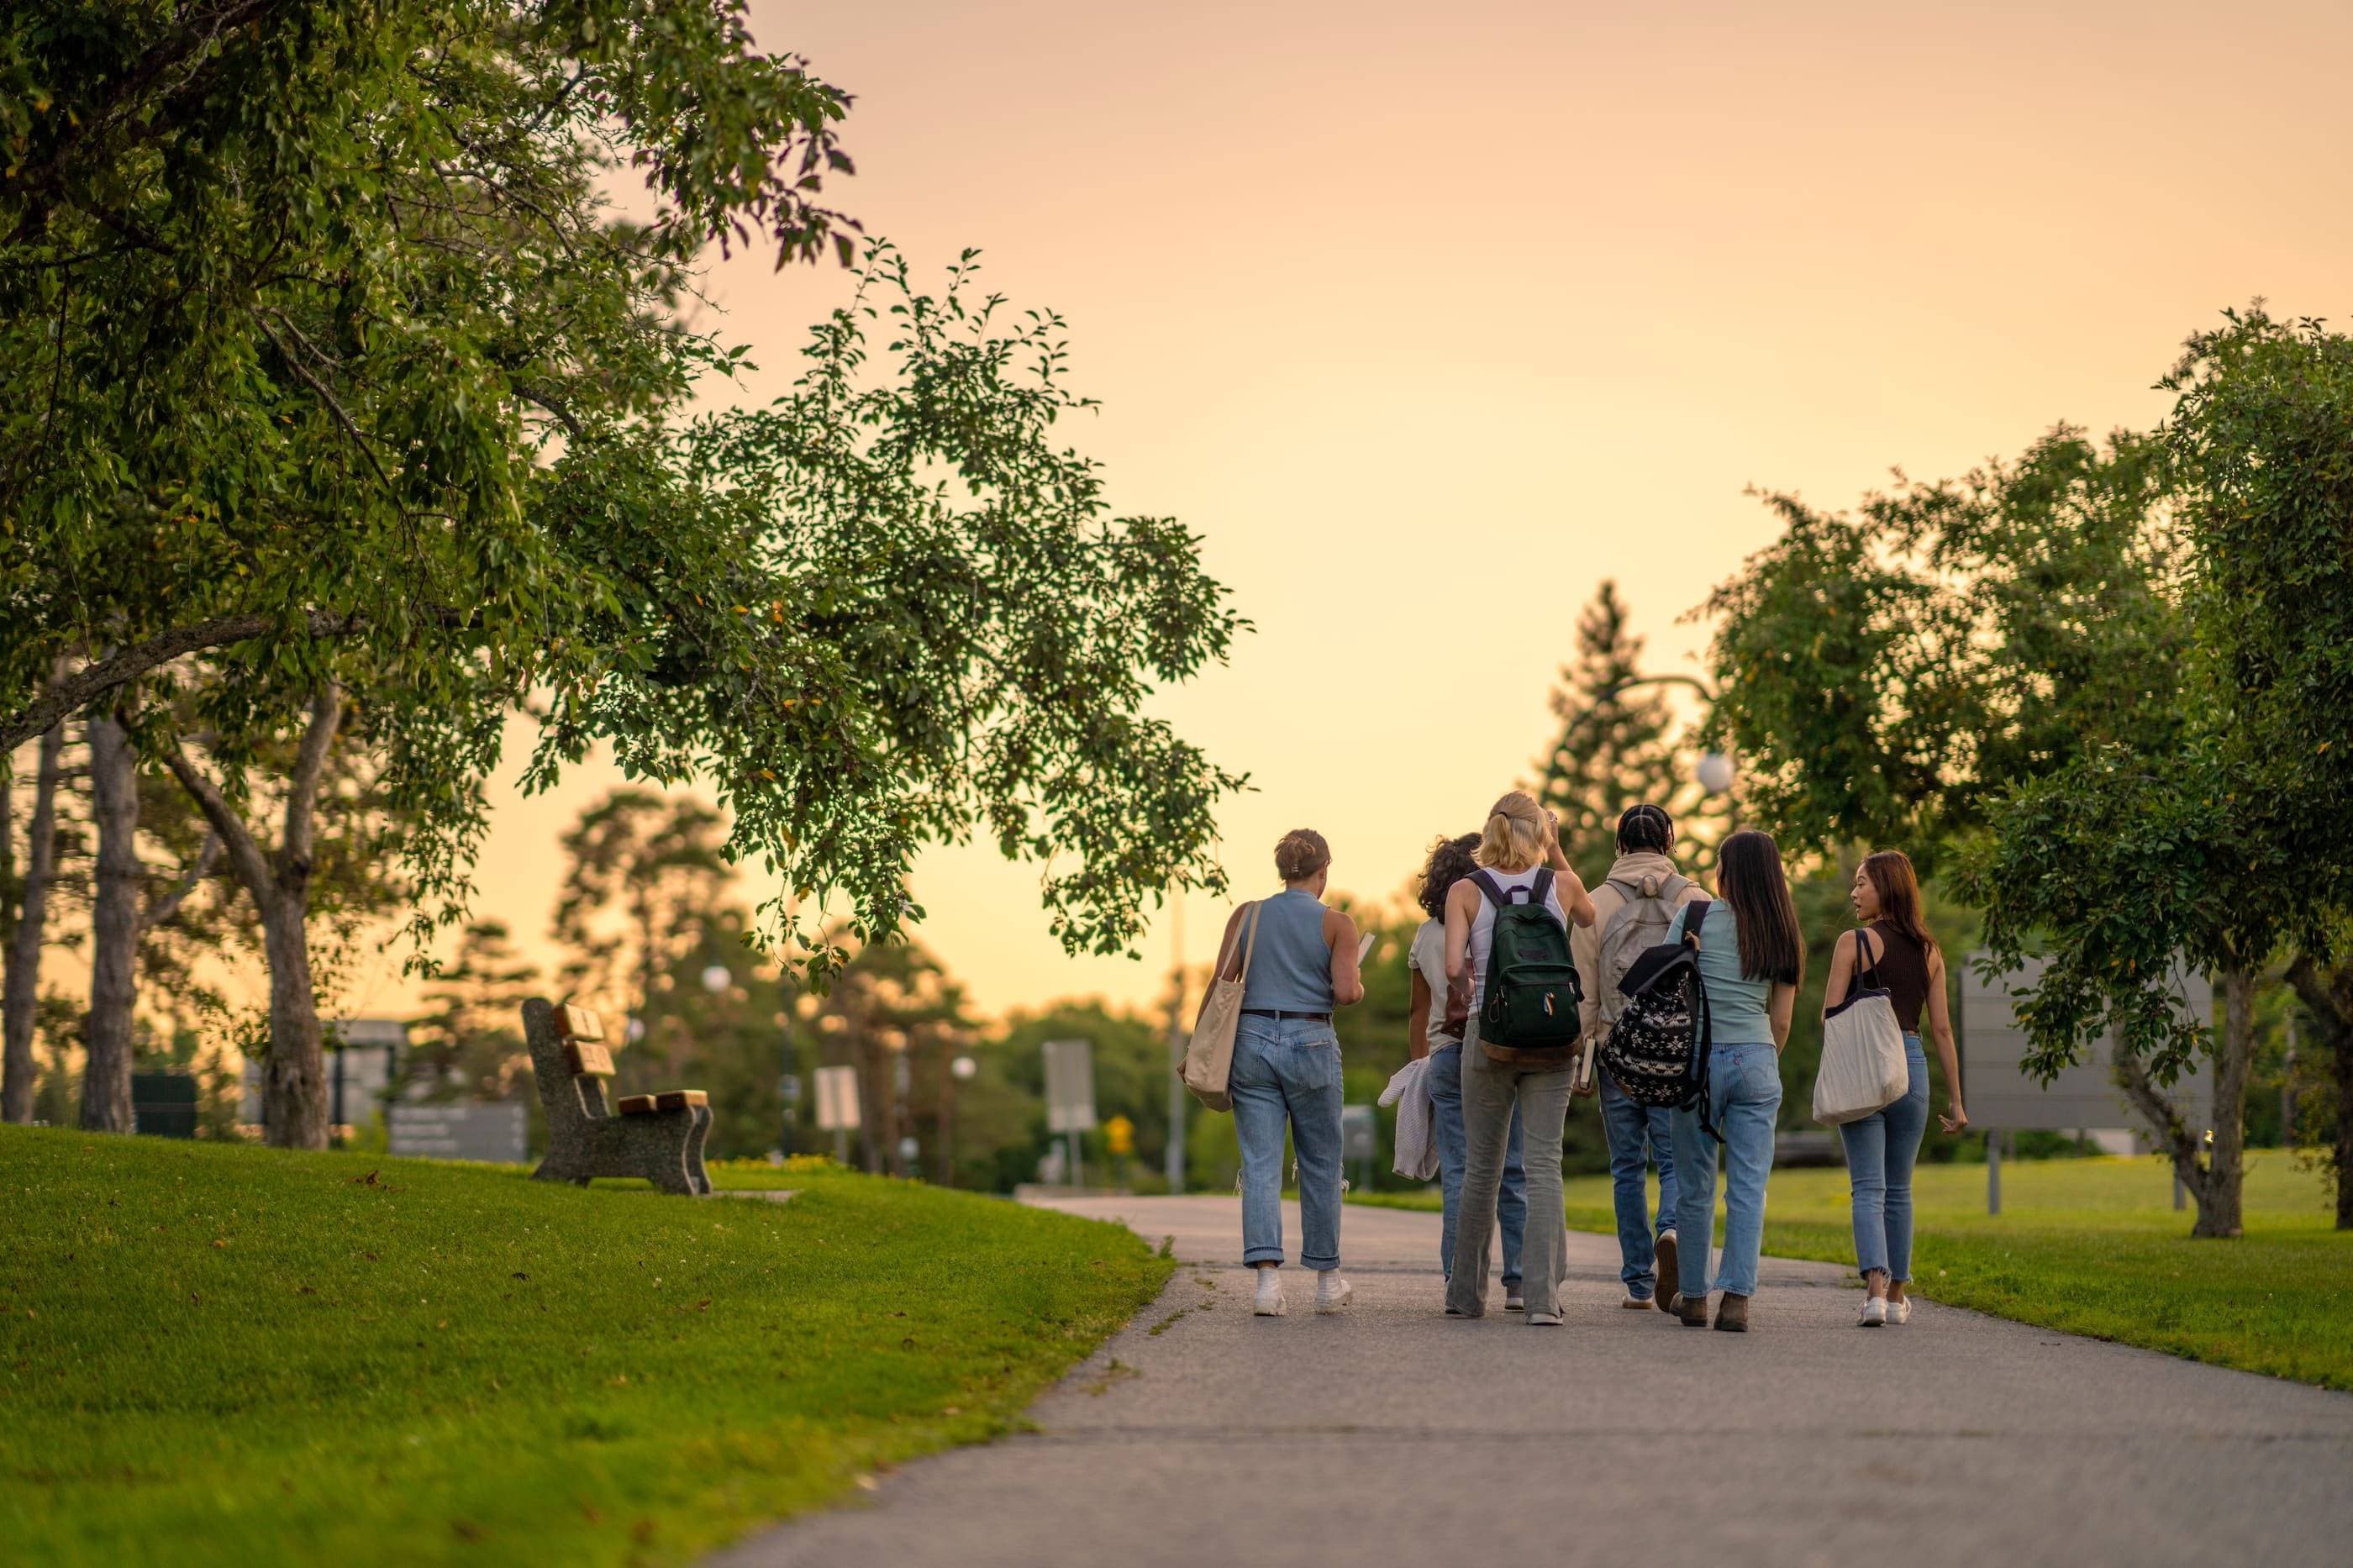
<box><xmin>2285</xmin><ymin>951</ymin><xmax>2353</xmax><ymax>1050</ymax></box>
<box><xmin>161</xmin><ymin>740</ymin><xmax>275</xmax><ymax>908</ymax></box>
<box><xmin>250</xmin><ymin>308</ymin><xmax>397</xmax><ymax>492</ymax></box>
<box><xmin>2113</xmin><ymin>1049</ymin><xmax>2204</xmax><ymax>1198</ymax></box>
<box><xmin>281</xmin><ymin>684</ymin><xmax>344</xmax><ymax>876</ymax></box>
<box><xmin>138</xmin><ymin>831</ymin><xmax>224</xmax><ymax>934</ymax></box>
<box><xmin>0</xmin><ymin>608</ymin><xmax>443</xmax><ymax>753</ymax></box>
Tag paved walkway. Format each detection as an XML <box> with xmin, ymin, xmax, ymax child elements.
<box><xmin>713</xmin><ymin>1195</ymin><xmax>2353</xmax><ymax>1568</ymax></box>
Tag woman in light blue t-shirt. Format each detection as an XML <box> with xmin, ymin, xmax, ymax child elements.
<box><xmin>1664</xmin><ymin>829</ymin><xmax>1802</xmax><ymax>1334</ymax></box>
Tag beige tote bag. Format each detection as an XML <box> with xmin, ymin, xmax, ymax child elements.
<box><xmin>1812</xmin><ymin>929</ymin><xmax>1911</xmax><ymax>1124</ymax></box>
<box><xmin>1179</xmin><ymin>902</ymin><xmax>1261</xmax><ymax>1113</ymax></box>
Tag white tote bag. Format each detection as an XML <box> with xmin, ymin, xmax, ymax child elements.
<box><xmin>1179</xmin><ymin>902</ymin><xmax>1261</xmax><ymax>1113</ymax></box>
<box><xmin>1812</xmin><ymin>929</ymin><xmax>1910</xmax><ymax>1125</ymax></box>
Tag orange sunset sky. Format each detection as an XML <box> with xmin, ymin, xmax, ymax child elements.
<box><xmin>327</xmin><ymin>0</ymin><xmax>2353</xmax><ymax>1025</ymax></box>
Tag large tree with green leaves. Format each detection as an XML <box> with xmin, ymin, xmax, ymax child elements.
<box><xmin>3</xmin><ymin>5</ymin><xmax>1242</xmax><ymax>1147</ymax></box>
<box><xmin>1703</xmin><ymin>345</ymin><xmax>2353</xmax><ymax>1235</ymax></box>
<box><xmin>2161</xmin><ymin>308</ymin><xmax>2353</xmax><ymax>1227</ymax></box>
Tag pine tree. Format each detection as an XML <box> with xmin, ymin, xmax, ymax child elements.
<box><xmin>1535</xmin><ymin>581</ymin><xmax>1716</xmax><ymax>886</ymax></box>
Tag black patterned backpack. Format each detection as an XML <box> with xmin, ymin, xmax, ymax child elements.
<box><xmin>1595</xmin><ymin>897</ymin><xmax>1722</xmax><ymax>1141</ymax></box>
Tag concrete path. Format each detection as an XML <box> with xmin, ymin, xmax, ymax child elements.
<box><xmin>713</xmin><ymin>1195</ymin><xmax>2353</xmax><ymax>1568</ymax></box>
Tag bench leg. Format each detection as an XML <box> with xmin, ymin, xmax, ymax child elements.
<box><xmin>686</xmin><ymin>1105</ymin><xmax>713</xmax><ymax>1195</ymax></box>
<box><xmin>531</xmin><ymin>1158</ymin><xmax>592</xmax><ymax>1187</ymax></box>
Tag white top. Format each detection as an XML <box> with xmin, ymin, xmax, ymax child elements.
<box><xmin>1467</xmin><ymin>866</ymin><xmax>1568</xmax><ymax>1011</ymax></box>
<box><xmin>1377</xmin><ymin>1056</ymin><xmax>1440</xmax><ymax>1181</ymax></box>
<box><xmin>1405</xmin><ymin>919</ymin><xmax>1455</xmax><ymax>1043</ymax></box>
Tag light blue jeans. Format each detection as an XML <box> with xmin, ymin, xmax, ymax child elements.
<box><xmin>1599</xmin><ymin>1066</ymin><xmax>1678</xmax><ymax>1299</ymax></box>
<box><xmin>1669</xmin><ymin>1040</ymin><xmax>1782</xmax><ymax>1300</ymax></box>
<box><xmin>1427</xmin><ymin>1041</ymin><xmax>1524</xmax><ymax>1288</ymax></box>
<box><xmin>1230</xmin><ymin>1013</ymin><xmax>1345</xmax><ymax>1270</ymax></box>
<box><xmin>1839</xmin><ymin>1033</ymin><xmax>1930</xmax><ymax>1282</ymax></box>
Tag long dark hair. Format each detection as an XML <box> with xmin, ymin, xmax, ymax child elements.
<box><xmin>1861</xmin><ymin>850</ymin><xmax>1937</xmax><ymax>957</ymax></box>
<box><xmin>1715</xmin><ymin>829</ymin><xmax>1803</xmax><ymax>985</ymax></box>
<box><xmin>1417</xmin><ymin>833</ymin><xmax>1481</xmax><ymax>918</ymax></box>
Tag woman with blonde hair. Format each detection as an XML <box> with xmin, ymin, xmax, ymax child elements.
<box><xmin>1213</xmin><ymin>828</ymin><xmax>1366</xmax><ymax>1318</ymax></box>
<box><xmin>1821</xmin><ymin>849</ymin><xmax>1967</xmax><ymax>1326</ymax></box>
<box><xmin>1406</xmin><ymin>833</ymin><xmax>1531</xmax><ymax>1308</ymax></box>
<box><xmin>1442</xmin><ymin>791</ymin><xmax>1596</xmax><ymax>1324</ymax></box>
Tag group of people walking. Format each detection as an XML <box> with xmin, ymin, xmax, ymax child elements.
<box><xmin>1212</xmin><ymin>791</ymin><xmax>1967</xmax><ymax>1329</ymax></box>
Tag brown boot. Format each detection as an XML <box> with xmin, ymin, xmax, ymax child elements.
<box><xmin>1674</xmin><ymin>1291</ymin><xmax>1709</xmax><ymax>1328</ymax></box>
<box><xmin>1713</xmin><ymin>1292</ymin><xmax>1750</xmax><ymax>1333</ymax></box>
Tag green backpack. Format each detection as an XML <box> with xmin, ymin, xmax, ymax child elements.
<box><xmin>1471</xmin><ymin>868</ymin><xmax>1585</xmax><ymax>1063</ymax></box>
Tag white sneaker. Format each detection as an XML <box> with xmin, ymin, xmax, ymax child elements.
<box><xmin>1313</xmin><ymin>1271</ymin><xmax>1352</xmax><ymax>1313</ymax></box>
<box><xmin>1254</xmin><ymin>1270</ymin><xmax>1286</xmax><ymax>1317</ymax></box>
<box><xmin>1859</xmin><ymin>1296</ymin><xmax>1887</xmax><ymax>1328</ymax></box>
<box><xmin>1528</xmin><ymin>1309</ymin><xmax>1563</xmax><ymax>1326</ymax></box>
<box><xmin>1887</xmin><ymin>1297</ymin><xmax>1912</xmax><ymax>1324</ymax></box>
<box><xmin>1504</xmin><ymin>1289</ymin><xmax>1526</xmax><ymax>1312</ymax></box>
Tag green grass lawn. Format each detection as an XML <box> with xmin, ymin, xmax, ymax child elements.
<box><xmin>1358</xmin><ymin>1152</ymin><xmax>2352</xmax><ymax>1390</ymax></box>
<box><xmin>0</xmin><ymin>1129</ymin><xmax>1172</xmax><ymax>1568</ymax></box>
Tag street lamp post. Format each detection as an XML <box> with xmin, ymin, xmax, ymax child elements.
<box><xmin>1583</xmin><ymin>674</ymin><xmax>1738</xmax><ymax>802</ymax></box>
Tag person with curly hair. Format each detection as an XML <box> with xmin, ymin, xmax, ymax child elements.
<box><xmin>1407</xmin><ymin>832</ymin><xmax>1530</xmax><ymax>1309</ymax></box>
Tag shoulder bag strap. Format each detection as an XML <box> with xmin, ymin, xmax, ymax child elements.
<box><xmin>1226</xmin><ymin>902</ymin><xmax>1263</xmax><ymax>983</ymax></box>
<box><xmin>1856</xmin><ymin>926</ymin><xmax>1883</xmax><ymax>989</ymax></box>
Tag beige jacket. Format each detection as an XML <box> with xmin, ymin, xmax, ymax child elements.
<box><xmin>1574</xmin><ymin>850</ymin><xmax>1708</xmax><ymax>1044</ymax></box>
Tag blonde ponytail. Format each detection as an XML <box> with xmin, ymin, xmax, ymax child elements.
<box><xmin>1476</xmin><ymin>791</ymin><xmax>1549</xmax><ymax>872</ymax></box>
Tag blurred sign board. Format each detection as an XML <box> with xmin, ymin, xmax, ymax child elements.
<box><xmin>387</xmin><ymin>1102</ymin><xmax>528</xmax><ymax>1164</ymax></box>
<box><xmin>1341</xmin><ymin>1103</ymin><xmax>1377</xmax><ymax>1163</ymax></box>
<box><xmin>814</xmin><ymin>1065</ymin><xmax>861</xmax><ymax>1131</ymax></box>
<box><xmin>132</xmin><ymin>1073</ymin><xmax>198</xmax><ymax>1138</ymax></box>
<box><xmin>1043</xmin><ymin>1039</ymin><xmax>1097</xmax><ymax>1133</ymax></box>
<box><xmin>1961</xmin><ymin>955</ymin><xmax>2212</xmax><ymax>1134</ymax></box>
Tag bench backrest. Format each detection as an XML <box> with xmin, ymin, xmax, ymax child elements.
<box><xmin>522</xmin><ymin>997</ymin><xmax>615</xmax><ymax>1132</ymax></box>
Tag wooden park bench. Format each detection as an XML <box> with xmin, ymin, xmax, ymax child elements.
<box><xmin>523</xmin><ymin>997</ymin><xmax>713</xmax><ymax>1195</ymax></box>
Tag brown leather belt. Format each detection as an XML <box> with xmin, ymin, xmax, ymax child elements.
<box><xmin>1242</xmin><ymin>1008</ymin><xmax>1331</xmax><ymax>1023</ymax></box>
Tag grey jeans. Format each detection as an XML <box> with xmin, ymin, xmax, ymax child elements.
<box><xmin>1445</xmin><ymin>1020</ymin><xmax>1573</xmax><ymax>1318</ymax></box>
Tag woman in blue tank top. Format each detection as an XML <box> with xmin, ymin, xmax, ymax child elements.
<box><xmin>1212</xmin><ymin>829</ymin><xmax>1366</xmax><ymax>1317</ymax></box>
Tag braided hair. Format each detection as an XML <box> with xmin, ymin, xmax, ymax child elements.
<box><xmin>1615</xmin><ymin>802</ymin><xmax>1675</xmax><ymax>855</ymax></box>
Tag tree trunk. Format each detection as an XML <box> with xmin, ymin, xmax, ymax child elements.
<box><xmin>82</xmin><ymin>713</ymin><xmax>140</xmax><ymax>1133</ymax></box>
<box><xmin>2199</xmin><ymin>966</ymin><xmax>2253</xmax><ymax>1239</ymax></box>
<box><xmin>1</xmin><ymin>721</ymin><xmax>64</xmax><ymax>1123</ymax></box>
<box><xmin>2113</xmin><ymin>963</ymin><xmax>2253</xmax><ymax>1239</ymax></box>
<box><xmin>2284</xmin><ymin>952</ymin><xmax>2353</xmax><ymax>1230</ymax></box>
<box><xmin>163</xmin><ymin>684</ymin><xmax>342</xmax><ymax>1150</ymax></box>
<box><xmin>259</xmin><ymin>885</ymin><xmax>329</xmax><ymax>1149</ymax></box>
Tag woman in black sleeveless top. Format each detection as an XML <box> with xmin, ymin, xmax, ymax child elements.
<box><xmin>1819</xmin><ymin>850</ymin><xmax>1966</xmax><ymax>1326</ymax></box>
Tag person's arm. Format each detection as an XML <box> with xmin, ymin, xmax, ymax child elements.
<box><xmin>1821</xmin><ymin>929</ymin><xmax>1859</xmax><ymax>1017</ymax></box>
<box><xmin>1767</xmin><ymin>981</ymin><xmax>1797</xmax><ymax>1051</ymax></box>
<box><xmin>1572</xmin><ymin>893</ymin><xmax>1604</xmax><ymax>1043</ymax></box>
<box><xmin>1541</xmin><ymin>815</ymin><xmax>1598</xmax><ymax>928</ymax></box>
<box><xmin>1408</xmin><ymin>968</ymin><xmax>1433</xmax><ymax>1060</ymax></box>
<box><xmin>1444</xmin><ymin>880</ymin><xmax>1477</xmax><ymax>981</ymax></box>
<box><xmin>1926</xmin><ymin>946</ymin><xmax>1967</xmax><ymax>1133</ymax></box>
<box><xmin>1325</xmin><ymin>906</ymin><xmax>1366</xmax><ymax>1006</ymax></box>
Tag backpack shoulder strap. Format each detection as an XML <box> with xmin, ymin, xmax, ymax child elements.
<box><xmin>1679</xmin><ymin>897</ymin><xmax>1711</xmax><ymax>949</ymax></box>
<box><xmin>1529</xmin><ymin>866</ymin><xmax>1555</xmax><ymax>909</ymax></box>
<box><xmin>1471</xmin><ymin>870</ymin><xmax>1509</xmax><ymax>908</ymax></box>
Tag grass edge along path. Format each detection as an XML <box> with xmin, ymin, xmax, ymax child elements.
<box><xmin>0</xmin><ymin>1130</ymin><xmax>1174</xmax><ymax>1568</ymax></box>
<box><xmin>1355</xmin><ymin>1153</ymin><xmax>2352</xmax><ymax>1392</ymax></box>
